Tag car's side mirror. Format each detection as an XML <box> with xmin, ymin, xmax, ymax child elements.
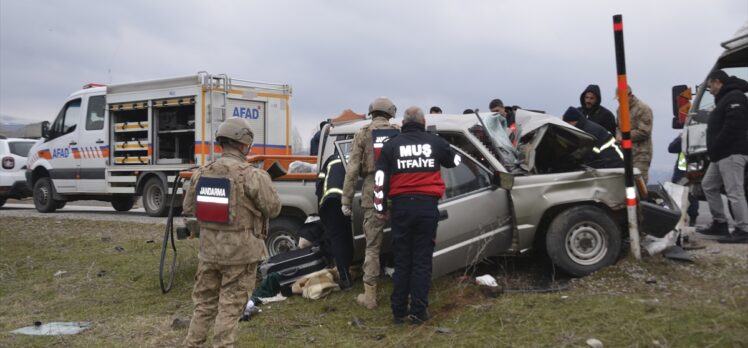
<box><xmin>41</xmin><ymin>121</ymin><xmax>50</xmax><ymax>139</ymax></box>
<box><xmin>671</xmin><ymin>85</ymin><xmax>691</xmax><ymax>129</ymax></box>
<box><xmin>492</xmin><ymin>171</ymin><xmax>514</xmax><ymax>190</ymax></box>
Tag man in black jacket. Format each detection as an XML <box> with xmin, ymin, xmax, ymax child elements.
<box><xmin>373</xmin><ymin>106</ymin><xmax>460</xmax><ymax>325</ymax></box>
<box><xmin>309</xmin><ymin>120</ymin><xmax>328</xmax><ymax>156</ymax></box>
<box><xmin>562</xmin><ymin>107</ymin><xmax>623</xmax><ymax>169</ymax></box>
<box><xmin>577</xmin><ymin>84</ymin><xmax>617</xmax><ymax>135</ymax></box>
<box><xmin>698</xmin><ymin>70</ymin><xmax>748</xmax><ymax>243</ymax></box>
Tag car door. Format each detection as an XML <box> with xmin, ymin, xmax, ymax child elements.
<box><xmin>45</xmin><ymin>98</ymin><xmax>83</xmax><ymax>192</ymax></box>
<box><xmin>431</xmin><ymin>146</ymin><xmax>514</xmax><ymax>278</ymax></box>
<box><xmin>76</xmin><ymin>94</ymin><xmax>107</xmax><ymax>192</ymax></box>
<box><xmin>334</xmin><ymin>138</ymin><xmax>379</xmax><ymax>256</ymax></box>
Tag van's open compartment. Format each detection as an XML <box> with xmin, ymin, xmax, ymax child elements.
<box><xmin>110</xmin><ymin>101</ymin><xmax>150</xmax><ymax>165</ymax></box>
<box><xmin>154</xmin><ymin>98</ymin><xmax>195</xmax><ymax>164</ymax></box>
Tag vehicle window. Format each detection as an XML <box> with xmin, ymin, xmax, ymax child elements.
<box><xmin>334</xmin><ymin>139</ymin><xmax>354</xmax><ymax>169</ymax></box>
<box><xmin>50</xmin><ymin>99</ymin><xmax>81</xmax><ymax>139</ymax></box>
<box><xmin>86</xmin><ymin>95</ymin><xmax>106</xmax><ymax>130</ymax></box>
<box><xmin>697</xmin><ymin>66</ymin><xmax>748</xmax><ymax>114</ymax></box>
<box><xmin>441</xmin><ymin>151</ymin><xmax>491</xmax><ymax>200</ymax></box>
<box><xmin>9</xmin><ymin>141</ymin><xmax>36</xmax><ymax>157</ymax></box>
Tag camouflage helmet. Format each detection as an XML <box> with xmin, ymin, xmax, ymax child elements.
<box><xmin>368</xmin><ymin>97</ymin><xmax>396</xmax><ymax>118</ymax></box>
<box><xmin>216</xmin><ymin>117</ymin><xmax>254</xmax><ymax>145</ymax></box>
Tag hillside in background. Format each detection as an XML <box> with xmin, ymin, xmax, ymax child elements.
<box><xmin>0</xmin><ymin>122</ymin><xmax>42</xmax><ymax>138</ymax></box>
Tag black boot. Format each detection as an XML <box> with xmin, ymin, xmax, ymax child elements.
<box><xmin>717</xmin><ymin>228</ymin><xmax>748</xmax><ymax>244</ymax></box>
<box><xmin>696</xmin><ymin>221</ymin><xmax>729</xmax><ymax>236</ymax></box>
<box><xmin>338</xmin><ymin>267</ymin><xmax>352</xmax><ymax>291</ymax></box>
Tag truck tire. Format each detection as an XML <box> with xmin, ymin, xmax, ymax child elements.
<box><xmin>546</xmin><ymin>206</ymin><xmax>622</xmax><ymax>277</ymax></box>
<box><xmin>55</xmin><ymin>201</ymin><xmax>67</xmax><ymax>209</ymax></box>
<box><xmin>111</xmin><ymin>195</ymin><xmax>136</xmax><ymax>212</ymax></box>
<box><xmin>267</xmin><ymin>217</ymin><xmax>302</xmax><ymax>257</ymax></box>
<box><xmin>142</xmin><ymin>177</ymin><xmax>169</xmax><ymax>217</ymax></box>
<box><xmin>33</xmin><ymin>177</ymin><xmax>59</xmax><ymax>213</ymax></box>
<box><xmin>0</xmin><ymin>197</ymin><xmax>6</xmax><ymax>208</ymax></box>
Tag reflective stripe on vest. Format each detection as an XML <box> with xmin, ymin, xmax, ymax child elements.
<box><xmin>593</xmin><ymin>138</ymin><xmax>624</xmax><ymax>159</ymax></box>
<box><xmin>321</xmin><ymin>158</ymin><xmax>343</xmax><ymax>203</ymax></box>
<box><xmin>677</xmin><ymin>152</ymin><xmax>686</xmax><ymax>171</ymax></box>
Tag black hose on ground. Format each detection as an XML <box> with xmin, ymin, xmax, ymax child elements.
<box><xmin>159</xmin><ymin>176</ymin><xmax>184</xmax><ymax>294</ymax></box>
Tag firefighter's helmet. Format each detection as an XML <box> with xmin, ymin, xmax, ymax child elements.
<box><xmin>216</xmin><ymin>117</ymin><xmax>254</xmax><ymax>145</ymax></box>
<box><xmin>368</xmin><ymin>97</ymin><xmax>397</xmax><ymax>118</ymax></box>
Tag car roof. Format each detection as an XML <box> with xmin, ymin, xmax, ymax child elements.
<box><xmin>328</xmin><ymin>114</ymin><xmax>486</xmax><ymax>135</ymax></box>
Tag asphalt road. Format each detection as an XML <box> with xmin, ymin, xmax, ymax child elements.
<box><xmin>0</xmin><ymin>202</ymin><xmax>167</xmax><ymax>224</ymax></box>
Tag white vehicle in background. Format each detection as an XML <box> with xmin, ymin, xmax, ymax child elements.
<box><xmin>671</xmin><ymin>22</ymin><xmax>747</xmax><ymax>205</ymax></box>
<box><xmin>26</xmin><ymin>72</ymin><xmax>293</xmax><ymax>216</ymax></box>
<box><xmin>0</xmin><ymin>136</ymin><xmax>40</xmax><ymax>207</ymax></box>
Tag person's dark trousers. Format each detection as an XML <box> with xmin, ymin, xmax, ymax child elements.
<box><xmin>390</xmin><ymin>195</ymin><xmax>439</xmax><ymax>319</ymax></box>
<box><xmin>320</xmin><ymin>198</ymin><xmax>353</xmax><ymax>286</ymax></box>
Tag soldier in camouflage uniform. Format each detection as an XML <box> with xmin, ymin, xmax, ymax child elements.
<box><xmin>341</xmin><ymin>97</ymin><xmax>399</xmax><ymax>309</ymax></box>
<box><xmin>617</xmin><ymin>86</ymin><xmax>653</xmax><ymax>183</ymax></box>
<box><xmin>183</xmin><ymin>117</ymin><xmax>281</xmax><ymax>348</ymax></box>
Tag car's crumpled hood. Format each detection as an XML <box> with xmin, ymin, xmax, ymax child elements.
<box><xmin>514</xmin><ymin>109</ymin><xmax>597</xmax><ymax>173</ymax></box>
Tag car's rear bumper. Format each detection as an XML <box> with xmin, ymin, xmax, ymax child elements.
<box><xmin>639</xmin><ymin>184</ymin><xmax>682</xmax><ymax>238</ymax></box>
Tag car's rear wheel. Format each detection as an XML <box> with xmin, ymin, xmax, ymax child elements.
<box><xmin>33</xmin><ymin>177</ymin><xmax>58</xmax><ymax>213</ymax></box>
<box><xmin>112</xmin><ymin>195</ymin><xmax>136</xmax><ymax>212</ymax></box>
<box><xmin>546</xmin><ymin>206</ymin><xmax>622</xmax><ymax>277</ymax></box>
<box><xmin>267</xmin><ymin>217</ymin><xmax>302</xmax><ymax>256</ymax></box>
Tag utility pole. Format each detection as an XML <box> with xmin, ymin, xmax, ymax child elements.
<box><xmin>613</xmin><ymin>14</ymin><xmax>641</xmax><ymax>260</ymax></box>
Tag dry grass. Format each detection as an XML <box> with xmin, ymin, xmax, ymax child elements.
<box><xmin>1</xmin><ymin>217</ymin><xmax>747</xmax><ymax>347</ymax></box>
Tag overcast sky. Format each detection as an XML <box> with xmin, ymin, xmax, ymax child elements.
<box><xmin>1</xmin><ymin>0</ymin><xmax>746</xmax><ymax>173</ymax></box>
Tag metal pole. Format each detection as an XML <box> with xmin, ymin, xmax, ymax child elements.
<box><xmin>613</xmin><ymin>14</ymin><xmax>641</xmax><ymax>260</ymax></box>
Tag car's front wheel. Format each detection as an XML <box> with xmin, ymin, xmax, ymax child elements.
<box><xmin>546</xmin><ymin>206</ymin><xmax>622</xmax><ymax>277</ymax></box>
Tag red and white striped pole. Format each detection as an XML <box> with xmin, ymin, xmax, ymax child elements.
<box><xmin>613</xmin><ymin>14</ymin><xmax>641</xmax><ymax>260</ymax></box>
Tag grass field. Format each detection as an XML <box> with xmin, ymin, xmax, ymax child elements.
<box><xmin>1</xmin><ymin>217</ymin><xmax>747</xmax><ymax>347</ymax></box>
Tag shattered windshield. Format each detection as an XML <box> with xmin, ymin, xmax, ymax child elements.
<box><xmin>477</xmin><ymin>113</ymin><xmax>520</xmax><ymax>168</ymax></box>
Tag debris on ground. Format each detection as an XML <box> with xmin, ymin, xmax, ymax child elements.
<box><xmin>171</xmin><ymin>318</ymin><xmax>190</xmax><ymax>330</ymax></box>
<box><xmin>53</xmin><ymin>270</ymin><xmax>67</xmax><ymax>278</ymax></box>
<box><xmin>586</xmin><ymin>338</ymin><xmax>603</xmax><ymax>348</ymax></box>
<box><xmin>11</xmin><ymin>321</ymin><xmax>91</xmax><ymax>336</ymax></box>
<box><xmin>475</xmin><ymin>274</ymin><xmax>498</xmax><ymax>287</ymax></box>
<box><xmin>434</xmin><ymin>327</ymin><xmax>453</xmax><ymax>334</ymax></box>
<box><xmin>349</xmin><ymin>317</ymin><xmax>364</xmax><ymax>329</ymax></box>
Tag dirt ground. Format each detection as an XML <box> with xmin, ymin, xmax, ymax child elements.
<box><xmin>0</xmin><ymin>216</ymin><xmax>746</xmax><ymax>347</ymax></box>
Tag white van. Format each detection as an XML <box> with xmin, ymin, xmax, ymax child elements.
<box><xmin>26</xmin><ymin>72</ymin><xmax>292</xmax><ymax>216</ymax></box>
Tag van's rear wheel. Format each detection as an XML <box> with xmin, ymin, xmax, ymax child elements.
<box><xmin>112</xmin><ymin>195</ymin><xmax>136</xmax><ymax>212</ymax></box>
<box><xmin>546</xmin><ymin>206</ymin><xmax>622</xmax><ymax>277</ymax></box>
<box><xmin>33</xmin><ymin>177</ymin><xmax>58</xmax><ymax>213</ymax></box>
<box><xmin>0</xmin><ymin>197</ymin><xmax>6</xmax><ymax>208</ymax></box>
<box><xmin>143</xmin><ymin>177</ymin><xmax>169</xmax><ymax>217</ymax></box>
